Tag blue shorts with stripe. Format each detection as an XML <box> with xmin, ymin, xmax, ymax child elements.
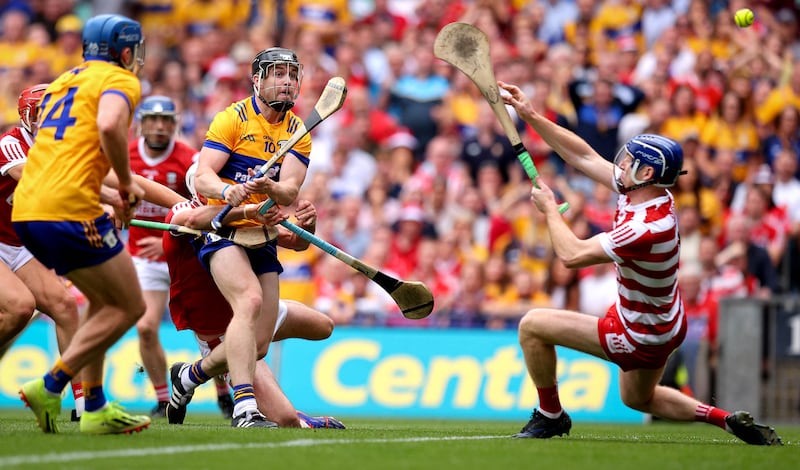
<box><xmin>13</xmin><ymin>213</ymin><xmax>124</xmax><ymax>275</ymax></box>
<box><xmin>196</xmin><ymin>235</ymin><xmax>282</xmax><ymax>276</ymax></box>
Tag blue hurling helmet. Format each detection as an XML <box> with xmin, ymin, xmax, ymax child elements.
<box><xmin>82</xmin><ymin>14</ymin><xmax>144</xmax><ymax>72</ymax></box>
<box><xmin>136</xmin><ymin>95</ymin><xmax>177</xmax><ymax>122</ymax></box>
<box><xmin>615</xmin><ymin>134</ymin><xmax>685</xmax><ymax>192</ymax></box>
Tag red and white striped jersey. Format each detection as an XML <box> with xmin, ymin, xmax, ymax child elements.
<box><xmin>0</xmin><ymin>126</ymin><xmax>33</xmax><ymax>246</ymax></box>
<box><xmin>598</xmin><ymin>191</ymin><xmax>685</xmax><ymax>346</ymax></box>
<box><xmin>127</xmin><ymin>137</ymin><xmax>196</xmax><ymax>261</ymax></box>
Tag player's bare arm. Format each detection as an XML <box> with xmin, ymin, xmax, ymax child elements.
<box><xmin>530</xmin><ymin>176</ymin><xmax>611</xmax><ymax>269</ymax></box>
<box><xmin>499</xmin><ymin>81</ymin><xmax>614</xmax><ymax>189</ymax></box>
<box><xmin>103</xmin><ymin>172</ymin><xmax>186</xmax><ymax>209</ymax></box>
<box><xmin>195</xmin><ymin>147</ymin><xmax>248</xmax><ymax>206</ymax></box>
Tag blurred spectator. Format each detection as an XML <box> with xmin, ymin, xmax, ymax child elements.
<box><xmin>661</xmin><ymin>84</ymin><xmax>707</xmax><ymax>144</ymax></box>
<box><xmin>756</xmin><ymin>59</ymin><xmax>800</xmax><ymax>126</ymax></box>
<box><xmin>483</xmin><ymin>269</ymin><xmax>551</xmax><ymax>330</ymax></box>
<box><xmin>578</xmin><ymin>263</ymin><xmax>617</xmax><ymax>317</ymax></box>
<box><xmin>722</xmin><ymin>214</ymin><xmax>780</xmax><ymax>296</ymax></box>
<box><xmin>358</xmin><ymin>0</ymin><xmax>409</xmax><ymax>43</ymax></box>
<box><xmin>537</xmin><ymin>0</ymin><xmax>579</xmax><ymax>45</ymax></box>
<box><xmin>678</xmin><ymin>204</ymin><xmax>704</xmax><ymax>268</ymax></box>
<box><xmin>673</xmin><ymin>156</ymin><xmax>724</xmax><ymax>236</ymax></box>
<box><xmin>331</xmin><ymin>195</ymin><xmax>372</xmax><ymax>259</ymax></box>
<box><xmin>565</xmin><ymin>75</ymin><xmax>646</xmax><ymax>161</ymax></box>
<box><xmin>458</xmin><ymin>100</ymin><xmax>516</xmax><ymax>184</ymax></box>
<box><xmin>386</xmin><ymin>42</ymin><xmax>450</xmax><ymax>160</ymax></box>
<box><xmin>677</xmin><ymin>263</ymin><xmax>719</xmax><ymax>402</ymax></box>
<box><xmin>770</xmin><ymin>150</ymin><xmax>800</xmax><ymax>236</ymax></box>
<box><xmin>384</xmin><ymin>204</ymin><xmax>430</xmax><ymax>280</ymax></box>
<box><xmin>546</xmin><ymin>257</ymin><xmax>580</xmax><ymax>311</ymax></box>
<box><xmin>47</xmin><ymin>14</ymin><xmax>82</xmax><ymax>76</ymax></box>
<box><xmin>284</xmin><ymin>0</ymin><xmax>352</xmax><ymax>52</ymax></box>
<box><xmin>0</xmin><ymin>8</ymin><xmax>38</xmax><ymax>70</ymax></box>
<box><xmin>739</xmin><ymin>183</ymin><xmax>790</xmax><ymax>267</ymax></box>
<box><xmin>696</xmin><ymin>91</ymin><xmax>760</xmax><ymax>183</ymax></box>
<box><xmin>762</xmin><ymin>106</ymin><xmax>800</xmax><ymax>171</ymax></box>
<box><xmin>438</xmin><ymin>260</ymin><xmax>486</xmax><ymax>328</ymax></box>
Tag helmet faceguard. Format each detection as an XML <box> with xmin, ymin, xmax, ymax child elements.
<box><xmin>251</xmin><ymin>47</ymin><xmax>303</xmax><ymax>113</ymax></box>
<box><xmin>82</xmin><ymin>14</ymin><xmax>145</xmax><ymax>74</ymax></box>
<box><xmin>614</xmin><ymin>134</ymin><xmax>686</xmax><ymax>194</ymax></box>
<box><xmin>18</xmin><ymin>83</ymin><xmax>49</xmax><ymax>134</ymax></box>
<box><xmin>136</xmin><ymin>95</ymin><xmax>177</xmax><ymax>151</ymax></box>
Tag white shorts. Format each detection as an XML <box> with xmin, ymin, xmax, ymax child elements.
<box><xmin>133</xmin><ymin>256</ymin><xmax>170</xmax><ymax>292</ymax></box>
<box><xmin>195</xmin><ymin>299</ymin><xmax>289</xmax><ymax>357</ymax></box>
<box><xmin>0</xmin><ymin>242</ymin><xmax>34</xmax><ymax>272</ymax></box>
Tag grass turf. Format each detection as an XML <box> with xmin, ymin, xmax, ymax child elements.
<box><xmin>0</xmin><ymin>410</ymin><xmax>796</xmax><ymax>470</ymax></box>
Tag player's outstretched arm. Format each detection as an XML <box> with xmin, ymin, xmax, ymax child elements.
<box><xmin>499</xmin><ymin>81</ymin><xmax>614</xmax><ymax>189</ymax></box>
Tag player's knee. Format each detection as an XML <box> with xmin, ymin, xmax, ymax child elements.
<box><xmin>255</xmin><ymin>341</ymin><xmax>269</xmax><ymax>359</ymax></box>
<box><xmin>42</xmin><ymin>291</ymin><xmax>79</xmax><ymax>327</ymax></box>
<box><xmin>234</xmin><ymin>293</ymin><xmax>263</xmax><ymax>319</ymax></box>
<box><xmin>136</xmin><ymin>321</ymin><xmax>159</xmax><ymax>343</ymax></box>
<box><xmin>620</xmin><ymin>389</ymin><xmax>651</xmax><ymax>412</ymax></box>
<box><xmin>518</xmin><ymin>308</ymin><xmax>548</xmax><ymax>339</ymax></box>
<box><xmin>317</xmin><ymin>315</ymin><xmax>334</xmax><ymax>339</ymax></box>
<box><xmin>5</xmin><ymin>292</ymin><xmax>36</xmax><ymax>324</ymax></box>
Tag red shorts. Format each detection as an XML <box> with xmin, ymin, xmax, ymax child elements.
<box><xmin>597</xmin><ymin>305</ymin><xmax>686</xmax><ymax>372</ymax></box>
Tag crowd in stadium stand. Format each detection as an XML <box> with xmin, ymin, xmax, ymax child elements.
<box><xmin>2</xmin><ymin>0</ymin><xmax>799</xmax><ymax>364</ymax></box>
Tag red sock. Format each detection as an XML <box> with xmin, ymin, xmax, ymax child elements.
<box><xmin>216</xmin><ymin>379</ymin><xmax>230</xmax><ymax>396</ymax></box>
<box><xmin>537</xmin><ymin>385</ymin><xmax>562</xmax><ymax>415</ymax></box>
<box><xmin>695</xmin><ymin>403</ymin><xmax>729</xmax><ymax>429</ymax></box>
<box><xmin>71</xmin><ymin>383</ymin><xmax>83</xmax><ymax>401</ymax></box>
<box><xmin>154</xmin><ymin>383</ymin><xmax>169</xmax><ymax>402</ymax></box>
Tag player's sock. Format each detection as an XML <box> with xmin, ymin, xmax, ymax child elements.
<box><xmin>216</xmin><ymin>378</ymin><xmax>231</xmax><ymax>397</ymax></box>
<box><xmin>695</xmin><ymin>403</ymin><xmax>728</xmax><ymax>429</ymax></box>
<box><xmin>232</xmin><ymin>384</ymin><xmax>257</xmax><ymax>417</ymax></box>
<box><xmin>43</xmin><ymin>358</ymin><xmax>74</xmax><ymax>395</ymax></box>
<box><xmin>154</xmin><ymin>383</ymin><xmax>169</xmax><ymax>403</ymax></box>
<box><xmin>72</xmin><ymin>383</ymin><xmax>84</xmax><ymax>417</ymax></box>
<box><xmin>182</xmin><ymin>360</ymin><xmax>211</xmax><ymax>390</ymax></box>
<box><xmin>83</xmin><ymin>382</ymin><xmax>107</xmax><ymax>412</ymax></box>
<box><xmin>536</xmin><ymin>385</ymin><xmax>563</xmax><ymax>418</ymax></box>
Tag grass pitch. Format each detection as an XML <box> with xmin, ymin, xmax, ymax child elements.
<box><xmin>0</xmin><ymin>410</ymin><xmax>796</xmax><ymax>470</ymax></box>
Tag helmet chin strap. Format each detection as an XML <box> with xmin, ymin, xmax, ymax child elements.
<box><xmin>255</xmin><ymin>75</ymin><xmax>294</xmax><ymax>112</ymax></box>
<box><xmin>616</xmin><ymin>178</ymin><xmax>657</xmax><ymax>194</ymax></box>
<box><xmin>616</xmin><ymin>170</ymin><xmax>688</xmax><ymax>194</ymax></box>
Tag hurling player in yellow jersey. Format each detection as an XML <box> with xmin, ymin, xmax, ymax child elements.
<box><xmin>12</xmin><ymin>14</ymin><xmax>151</xmax><ymax>435</ymax></box>
<box><xmin>166</xmin><ymin>47</ymin><xmax>311</xmax><ymax>428</ymax></box>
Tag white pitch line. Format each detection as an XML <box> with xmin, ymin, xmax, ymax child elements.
<box><xmin>0</xmin><ymin>435</ymin><xmax>507</xmax><ymax>467</ymax></box>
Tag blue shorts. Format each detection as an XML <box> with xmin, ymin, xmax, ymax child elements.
<box><xmin>13</xmin><ymin>213</ymin><xmax>124</xmax><ymax>275</ymax></box>
<box><xmin>195</xmin><ymin>235</ymin><xmax>282</xmax><ymax>276</ymax></box>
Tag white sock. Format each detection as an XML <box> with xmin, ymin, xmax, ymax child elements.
<box><xmin>74</xmin><ymin>396</ymin><xmax>85</xmax><ymax>417</ymax></box>
<box><xmin>538</xmin><ymin>408</ymin><xmax>563</xmax><ymax>419</ymax></box>
<box><xmin>232</xmin><ymin>398</ymin><xmax>258</xmax><ymax>418</ymax></box>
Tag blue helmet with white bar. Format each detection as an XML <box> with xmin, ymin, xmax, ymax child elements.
<box><xmin>82</xmin><ymin>14</ymin><xmax>145</xmax><ymax>73</ymax></box>
<box><xmin>614</xmin><ymin>134</ymin><xmax>684</xmax><ymax>193</ymax></box>
<box><xmin>136</xmin><ymin>95</ymin><xmax>177</xmax><ymax>121</ymax></box>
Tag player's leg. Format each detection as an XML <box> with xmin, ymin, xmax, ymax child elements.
<box><xmin>63</xmin><ymin>249</ymin><xmax>151</xmax><ymax>434</ymax></box>
<box><xmin>252</xmin><ymin>359</ymin><xmax>299</xmax><ymax>426</ymax></box>
<box><xmin>622</xmin><ymin>367</ymin><xmax>782</xmax><ymax>445</ymax></box>
<box><xmin>208</xmin><ymin>245</ymin><xmax>277</xmax><ymax>427</ymax></box>
<box><xmin>15</xmin><ymin>256</ymin><xmax>84</xmax><ymax>418</ymax></box>
<box><xmin>515</xmin><ymin>307</ymin><xmax>606</xmax><ymax>438</ymax></box>
<box><xmin>133</xmin><ymin>258</ymin><xmax>171</xmax><ymax>418</ymax></box>
<box><xmin>0</xmin><ymin>260</ymin><xmax>35</xmax><ymax>347</ymax></box>
<box><xmin>272</xmin><ymin>299</ymin><xmax>334</xmax><ymax>342</ymax></box>
<box><xmin>213</xmin><ymin>375</ymin><xmax>234</xmax><ymax>419</ymax></box>
<box><xmin>251</xmin><ymin>357</ymin><xmax>344</xmax><ymax>429</ymax></box>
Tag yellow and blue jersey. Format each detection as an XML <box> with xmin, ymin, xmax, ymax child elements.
<box><xmin>203</xmin><ymin>94</ymin><xmax>312</xmax><ymax>212</ymax></box>
<box><xmin>12</xmin><ymin>60</ymin><xmax>141</xmax><ymax>222</ymax></box>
